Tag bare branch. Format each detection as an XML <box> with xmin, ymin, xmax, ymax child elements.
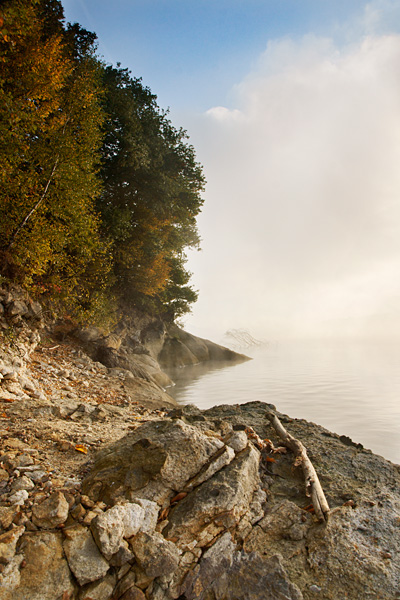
<box><xmin>265</xmin><ymin>409</ymin><xmax>330</xmax><ymax>521</ymax></box>
<box><xmin>6</xmin><ymin>158</ymin><xmax>59</xmax><ymax>251</ymax></box>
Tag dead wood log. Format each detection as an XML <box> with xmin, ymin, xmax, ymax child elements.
<box><xmin>265</xmin><ymin>410</ymin><xmax>330</xmax><ymax>522</ymax></box>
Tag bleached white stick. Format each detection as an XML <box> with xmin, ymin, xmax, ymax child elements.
<box><xmin>265</xmin><ymin>410</ymin><xmax>330</xmax><ymax>521</ymax></box>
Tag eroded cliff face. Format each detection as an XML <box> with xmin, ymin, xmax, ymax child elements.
<box><xmin>157</xmin><ymin>324</ymin><xmax>250</xmax><ymax>370</ymax></box>
<box><xmin>75</xmin><ymin>318</ymin><xmax>249</xmax><ymax>387</ymax></box>
<box><xmin>0</xmin><ymin>286</ymin><xmax>399</xmax><ymax>600</ymax></box>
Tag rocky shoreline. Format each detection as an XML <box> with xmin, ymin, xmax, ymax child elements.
<box><xmin>0</xmin><ymin>286</ymin><xmax>399</xmax><ymax>600</ymax></box>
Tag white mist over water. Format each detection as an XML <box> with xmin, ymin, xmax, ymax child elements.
<box><xmin>166</xmin><ymin>340</ymin><xmax>400</xmax><ymax>465</ymax></box>
<box><xmin>165</xmin><ymin>8</ymin><xmax>400</xmax><ymax>465</ymax></box>
<box><xmin>179</xmin><ymin>32</ymin><xmax>400</xmax><ymax>342</ymax></box>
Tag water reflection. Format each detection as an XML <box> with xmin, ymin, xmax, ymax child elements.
<box><xmin>165</xmin><ymin>357</ymin><xmax>250</xmax><ymax>397</ymax></box>
<box><xmin>164</xmin><ymin>341</ymin><xmax>400</xmax><ymax>465</ymax></box>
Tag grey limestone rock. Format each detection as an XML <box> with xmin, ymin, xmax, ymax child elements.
<box><xmin>8</xmin><ymin>489</ymin><xmax>29</xmax><ymax>505</ymax></box>
<box><xmin>109</xmin><ymin>539</ymin><xmax>135</xmax><ymax>566</ymax></box>
<box><xmin>225</xmin><ymin>430</ymin><xmax>248</xmax><ymax>453</ymax></box>
<box><xmin>0</xmin><ymin>367</ymin><xmax>18</xmax><ymax>381</ymax></box>
<box><xmin>0</xmin><ymin>525</ymin><xmax>25</xmax><ymax>565</ymax></box>
<box><xmin>82</xmin><ymin>419</ymin><xmax>226</xmax><ymax>505</ymax></box>
<box><xmin>183</xmin><ymin>445</ymin><xmax>236</xmax><ymax>492</ymax></box>
<box><xmin>91</xmin><ymin>502</ymin><xmax>145</xmax><ymax>560</ymax></box>
<box><xmin>10</xmin><ymin>475</ymin><xmax>35</xmax><ymax>492</ymax></box>
<box><xmin>0</xmin><ymin>553</ymin><xmax>24</xmax><ymax>598</ymax></box>
<box><xmin>91</xmin><ymin>507</ymin><xmax>125</xmax><ymax>560</ymax></box>
<box><xmin>7</xmin><ymin>300</ymin><xmax>28</xmax><ymax>317</ymax></box>
<box><xmin>17</xmin><ymin>375</ymin><xmax>36</xmax><ymax>392</ymax></box>
<box><xmin>211</xmin><ymin>552</ymin><xmax>303</xmax><ymax>600</ymax></box>
<box><xmin>132</xmin><ymin>497</ymin><xmax>159</xmax><ymax>533</ymax></box>
<box><xmin>63</xmin><ymin>524</ymin><xmax>110</xmax><ymax>586</ymax></box>
<box><xmin>182</xmin><ymin>533</ymin><xmax>303</xmax><ymax>600</ymax></box>
<box><xmin>119</xmin><ymin>587</ymin><xmax>147</xmax><ymax>600</ymax></box>
<box><xmin>31</xmin><ymin>491</ymin><xmax>69</xmax><ymax>528</ymax></box>
<box><xmin>158</xmin><ymin>323</ymin><xmax>250</xmax><ymax>369</ymax></box>
<box><xmin>113</xmin><ymin>569</ymin><xmax>137</xmax><ymax>598</ymax></box>
<box><xmin>10</xmin><ymin>531</ymin><xmax>76</xmax><ymax>600</ymax></box>
<box><xmin>164</xmin><ymin>444</ymin><xmax>262</xmax><ymax>548</ymax></box>
<box><xmin>129</xmin><ymin>531</ymin><xmax>180</xmax><ymax>579</ymax></box>
<box><xmin>79</xmin><ymin>573</ymin><xmax>117</xmax><ymax>600</ymax></box>
<box><xmin>0</xmin><ymin>506</ymin><xmax>19</xmax><ymax>529</ymax></box>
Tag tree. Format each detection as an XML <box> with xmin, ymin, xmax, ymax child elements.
<box><xmin>0</xmin><ymin>2</ymin><xmax>205</xmax><ymax>324</ymax></box>
<box><xmin>0</xmin><ymin>0</ymin><xmax>112</xmax><ymax>322</ymax></box>
<box><xmin>99</xmin><ymin>65</ymin><xmax>205</xmax><ymax>318</ymax></box>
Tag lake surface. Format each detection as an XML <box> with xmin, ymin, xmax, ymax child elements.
<box><xmin>166</xmin><ymin>340</ymin><xmax>400</xmax><ymax>465</ymax></box>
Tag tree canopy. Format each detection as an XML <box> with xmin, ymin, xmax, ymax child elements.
<box><xmin>0</xmin><ymin>0</ymin><xmax>205</xmax><ymax>324</ymax></box>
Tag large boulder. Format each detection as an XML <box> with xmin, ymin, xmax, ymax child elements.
<box><xmin>8</xmin><ymin>532</ymin><xmax>76</xmax><ymax>600</ymax></box>
<box><xmin>63</xmin><ymin>524</ymin><xmax>110</xmax><ymax>586</ymax></box>
<box><xmin>164</xmin><ymin>445</ymin><xmax>263</xmax><ymax>548</ymax></box>
<box><xmin>158</xmin><ymin>324</ymin><xmax>250</xmax><ymax>369</ymax></box>
<box><xmin>82</xmin><ymin>419</ymin><xmax>228</xmax><ymax>506</ymax></box>
<box><xmin>181</xmin><ymin>532</ymin><xmax>303</xmax><ymax>600</ymax></box>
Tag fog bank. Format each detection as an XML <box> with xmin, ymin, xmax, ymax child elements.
<box><xmin>181</xmin><ymin>33</ymin><xmax>400</xmax><ymax>342</ymax></box>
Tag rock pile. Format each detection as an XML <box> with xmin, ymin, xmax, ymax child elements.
<box><xmin>0</xmin><ymin>285</ymin><xmax>399</xmax><ymax>599</ymax></box>
<box><xmin>0</xmin><ymin>413</ymin><xmax>299</xmax><ymax>600</ymax></box>
<box><xmin>1</xmin><ymin>404</ymin><xmax>400</xmax><ymax>600</ymax></box>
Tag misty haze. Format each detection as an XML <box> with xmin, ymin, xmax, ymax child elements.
<box><xmin>183</xmin><ymin>35</ymin><xmax>400</xmax><ymax>343</ymax></box>
<box><xmin>173</xmin><ymin>29</ymin><xmax>400</xmax><ymax>465</ymax></box>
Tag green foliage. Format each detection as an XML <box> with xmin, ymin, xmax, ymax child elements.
<box><xmin>98</xmin><ymin>65</ymin><xmax>205</xmax><ymax>318</ymax></box>
<box><xmin>158</xmin><ymin>256</ymin><xmax>199</xmax><ymax>320</ymax></box>
<box><xmin>0</xmin><ymin>0</ymin><xmax>114</xmax><ymax>324</ymax></box>
<box><xmin>0</xmin><ymin>2</ymin><xmax>205</xmax><ymax>325</ymax></box>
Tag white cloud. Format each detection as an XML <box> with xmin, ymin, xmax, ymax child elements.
<box><xmin>363</xmin><ymin>0</ymin><xmax>400</xmax><ymax>36</ymax></box>
<box><xmin>183</xmin><ymin>33</ymin><xmax>400</xmax><ymax>341</ymax></box>
<box><xmin>205</xmin><ymin>106</ymin><xmax>243</xmax><ymax>121</ymax></box>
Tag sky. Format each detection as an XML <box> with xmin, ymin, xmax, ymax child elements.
<box><xmin>62</xmin><ymin>0</ymin><xmax>400</xmax><ymax>341</ymax></box>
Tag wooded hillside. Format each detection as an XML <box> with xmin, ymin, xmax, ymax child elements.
<box><xmin>0</xmin><ymin>0</ymin><xmax>205</xmax><ymax>324</ymax></box>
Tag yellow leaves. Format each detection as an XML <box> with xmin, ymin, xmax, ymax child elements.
<box><xmin>74</xmin><ymin>444</ymin><xmax>88</xmax><ymax>454</ymax></box>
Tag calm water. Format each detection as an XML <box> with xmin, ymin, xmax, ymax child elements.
<box><xmin>166</xmin><ymin>340</ymin><xmax>400</xmax><ymax>465</ymax></box>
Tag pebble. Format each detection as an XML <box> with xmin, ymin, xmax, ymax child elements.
<box><xmin>3</xmin><ymin>371</ymin><xmax>18</xmax><ymax>382</ymax></box>
<box><xmin>80</xmin><ymin>495</ymin><xmax>95</xmax><ymax>508</ymax></box>
<box><xmin>57</xmin><ymin>369</ymin><xmax>69</xmax><ymax>377</ymax></box>
<box><xmin>11</xmin><ymin>475</ymin><xmax>35</xmax><ymax>492</ymax></box>
<box><xmin>27</xmin><ymin>470</ymin><xmax>47</xmax><ymax>482</ymax></box>
<box><xmin>8</xmin><ymin>489</ymin><xmax>29</xmax><ymax>505</ymax></box>
<box><xmin>309</xmin><ymin>584</ymin><xmax>322</xmax><ymax>593</ymax></box>
<box><xmin>0</xmin><ymin>468</ymin><xmax>9</xmax><ymax>481</ymax></box>
<box><xmin>71</xmin><ymin>503</ymin><xmax>86</xmax><ymax>520</ymax></box>
<box><xmin>31</xmin><ymin>491</ymin><xmax>69</xmax><ymax>528</ymax></box>
<box><xmin>15</xmin><ymin>454</ymin><xmax>34</xmax><ymax>467</ymax></box>
<box><xmin>83</xmin><ymin>510</ymin><xmax>97</xmax><ymax>525</ymax></box>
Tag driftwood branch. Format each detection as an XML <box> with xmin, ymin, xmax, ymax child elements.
<box><xmin>265</xmin><ymin>410</ymin><xmax>330</xmax><ymax>522</ymax></box>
